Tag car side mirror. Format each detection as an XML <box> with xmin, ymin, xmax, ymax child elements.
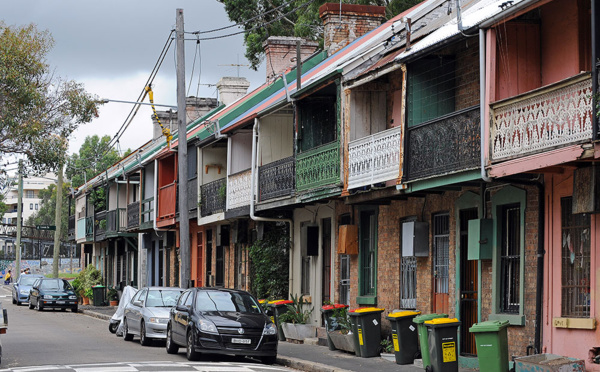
<box><xmin>32</xmin><ymin>286</ymin><xmax>38</xmax><ymax>290</ymax></box>
<box><xmin>176</xmin><ymin>304</ymin><xmax>190</xmax><ymax>312</ymax></box>
<box><xmin>133</xmin><ymin>300</ymin><xmax>142</xmax><ymax>307</ymax></box>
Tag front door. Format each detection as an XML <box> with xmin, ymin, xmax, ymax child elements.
<box><xmin>433</xmin><ymin>213</ymin><xmax>450</xmax><ymax>314</ymax></box>
<box><xmin>196</xmin><ymin>231</ymin><xmax>204</xmax><ymax>287</ymax></box>
<box><xmin>459</xmin><ymin>208</ymin><xmax>478</xmax><ymax>356</ymax></box>
<box><xmin>322</xmin><ymin>218</ymin><xmax>332</xmax><ymax>304</ymax></box>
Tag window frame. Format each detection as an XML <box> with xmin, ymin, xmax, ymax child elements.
<box><xmin>357</xmin><ymin>206</ymin><xmax>378</xmax><ymax>305</ymax></box>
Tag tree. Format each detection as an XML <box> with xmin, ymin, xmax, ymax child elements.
<box><xmin>219</xmin><ymin>0</ymin><xmax>421</xmax><ymax>70</ymax></box>
<box><xmin>0</xmin><ymin>22</ymin><xmax>101</xmax><ymax>174</ymax></box>
<box><xmin>65</xmin><ymin>135</ymin><xmax>124</xmax><ymax>189</ymax></box>
<box><xmin>25</xmin><ymin>182</ymin><xmax>70</xmax><ymax>241</ymax></box>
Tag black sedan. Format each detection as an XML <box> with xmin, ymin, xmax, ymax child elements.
<box><xmin>28</xmin><ymin>278</ymin><xmax>78</xmax><ymax>312</ymax></box>
<box><xmin>166</xmin><ymin>288</ymin><xmax>278</xmax><ymax>364</ymax></box>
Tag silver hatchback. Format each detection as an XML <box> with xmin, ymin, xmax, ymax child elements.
<box><xmin>122</xmin><ymin>287</ymin><xmax>183</xmax><ymax>346</ymax></box>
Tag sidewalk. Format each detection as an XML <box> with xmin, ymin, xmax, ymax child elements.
<box><xmin>81</xmin><ymin>306</ymin><xmax>477</xmax><ymax>372</ymax></box>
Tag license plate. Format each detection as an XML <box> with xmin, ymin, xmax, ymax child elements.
<box><xmin>231</xmin><ymin>338</ymin><xmax>251</xmax><ymax>344</ymax></box>
<box><xmin>56</xmin><ymin>301</ymin><xmax>65</xmax><ymax>304</ymax></box>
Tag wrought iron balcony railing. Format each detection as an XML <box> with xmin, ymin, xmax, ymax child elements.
<box><xmin>491</xmin><ymin>73</ymin><xmax>592</xmax><ymax>162</ymax></box>
<box><xmin>348</xmin><ymin>126</ymin><xmax>402</xmax><ymax>189</ymax></box>
<box><xmin>296</xmin><ymin>141</ymin><xmax>340</xmax><ymax>192</ymax></box>
<box><xmin>94</xmin><ymin>210</ymin><xmax>107</xmax><ymax>241</ymax></box>
<box><xmin>259</xmin><ymin>156</ymin><xmax>295</xmax><ymax>201</ymax></box>
<box><xmin>405</xmin><ymin>107</ymin><xmax>480</xmax><ymax>182</ymax></box>
<box><xmin>158</xmin><ymin>182</ymin><xmax>177</xmax><ymax>221</ymax></box>
<box><xmin>200</xmin><ymin>178</ymin><xmax>226</xmax><ymax>217</ymax></box>
<box><xmin>127</xmin><ymin>201</ymin><xmax>140</xmax><ymax>230</ymax></box>
<box><xmin>227</xmin><ymin>169</ymin><xmax>251</xmax><ymax>210</ymax></box>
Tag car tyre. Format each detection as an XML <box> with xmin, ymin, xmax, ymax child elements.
<box><xmin>71</xmin><ymin>306</ymin><xmax>78</xmax><ymax>313</ymax></box>
<box><xmin>35</xmin><ymin>300</ymin><xmax>43</xmax><ymax>312</ymax></box>
<box><xmin>261</xmin><ymin>355</ymin><xmax>277</xmax><ymax>365</ymax></box>
<box><xmin>122</xmin><ymin>318</ymin><xmax>133</xmax><ymax>341</ymax></box>
<box><xmin>16</xmin><ymin>299</ymin><xmax>21</xmax><ymax>306</ymax></box>
<box><xmin>165</xmin><ymin>325</ymin><xmax>179</xmax><ymax>354</ymax></box>
<box><xmin>186</xmin><ymin>329</ymin><xmax>200</xmax><ymax>361</ymax></box>
<box><xmin>28</xmin><ymin>299</ymin><xmax>34</xmax><ymax>309</ymax></box>
<box><xmin>109</xmin><ymin>322</ymin><xmax>118</xmax><ymax>333</ymax></box>
<box><xmin>12</xmin><ymin>296</ymin><xmax>16</xmax><ymax>305</ymax></box>
<box><xmin>140</xmin><ymin>321</ymin><xmax>151</xmax><ymax>346</ymax></box>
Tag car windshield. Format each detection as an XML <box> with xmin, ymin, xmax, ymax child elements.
<box><xmin>196</xmin><ymin>291</ymin><xmax>262</xmax><ymax>314</ymax></box>
<box><xmin>39</xmin><ymin>279</ymin><xmax>72</xmax><ymax>291</ymax></box>
<box><xmin>145</xmin><ymin>289</ymin><xmax>182</xmax><ymax>307</ymax></box>
<box><xmin>20</xmin><ymin>276</ymin><xmax>40</xmax><ymax>286</ymax></box>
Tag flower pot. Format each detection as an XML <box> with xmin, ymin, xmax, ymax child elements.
<box><xmin>329</xmin><ymin>330</ymin><xmax>355</xmax><ymax>353</ymax></box>
<box><xmin>281</xmin><ymin>323</ymin><xmax>317</xmax><ymax>342</ymax></box>
<box><xmin>82</xmin><ymin>296</ymin><xmax>90</xmax><ymax>305</ymax></box>
<box><xmin>109</xmin><ymin>300</ymin><xmax>118</xmax><ymax>306</ymax></box>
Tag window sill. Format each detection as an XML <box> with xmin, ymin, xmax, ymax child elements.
<box><xmin>489</xmin><ymin>313</ymin><xmax>525</xmax><ymax>326</ymax></box>
<box><xmin>356</xmin><ymin>296</ymin><xmax>377</xmax><ymax>305</ymax></box>
<box><xmin>552</xmin><ymin>317</ymin><xmax>596</xmax><ymax>330</ymax></box>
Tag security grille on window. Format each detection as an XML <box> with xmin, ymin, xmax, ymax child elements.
<box><xmin>561</xmin><ymin>197</ymin><xmax>591</xmax><ymax>318</ymax></box>
<box><xmin>26</xmin><ymin>190</ymin><xmax>34</xmax><ymax>198</ymax></box>
<box><xmin>500</xmin><ymin>204</ymin><xmax>520</xmax><ymax>314</ymax></box>
<box><xmin>400</xmin><ymin>256</ymin><xmax>417</xmax><ymax>309</ymax></box>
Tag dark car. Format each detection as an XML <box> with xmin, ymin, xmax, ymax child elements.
<box><xmin>12</xmin><ymin>274</ymin><xmax>44</xmax><ymax>306</ymax></box>
<box><xmin>166</xmin><ymin>288</ymin><xmax>278</xmax><ymax>364</ymax></box>
<box><xmin>28</xmin><ymin>278</ymin><xmax>78</xmax><ymax>312</ymax></box>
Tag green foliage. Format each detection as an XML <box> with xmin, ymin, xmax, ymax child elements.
<box><xmin>65</xmin><ymin>135</ymin><xmax>125</xmax><ymax>189</ymax></box>
<box><xmin>248</xmin><ymin>222</ymin><xmax>289</xmax><ymax>299</ymax></box>
<box><xmin>107</xmin><ymin>286</ymin><xmax>118</xmax><ymax>301</ymax></box>
<box><xmin>25</xmin><ymin>181</ymin><xmax>71</xmax><ymax>241</ymax></box>
<box><xmin>89</xmin><ymin>187</ymin><xmax>106</xmax><ymax>210</ymax></box>
<box><xmin>0</xmin><ymin>194</ymin><xmax>7</xmax><ymax>221</ymax></box>
<box><xmin>278</xmin><ymin>293</ymin><xmax>313</xmax><ymax>324</ymax></box>
<box><xmin>219</xmin><ymin>0</ymin><xmax>421</xmax><ymax>70</ymax></box>
<box><xmin>76</xmin><ymin>264</ymin><xmax>103</xmax><ymax>298</ymax></box>
<box><xmin>332</xmin><ymin>306</ymin><xmax>352</xmax><ymax>334</ymax></box>
<box><xmin>380</xmin><ymin>337</ymin><xmax>393</xmax><ymax>353</ymax></box>
<box><xmin>71</xmin><ymin>278</ymin><xmax>81</xmax><ymax>296</ymax></box>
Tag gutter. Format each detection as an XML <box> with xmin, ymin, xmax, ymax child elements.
<box><xmin>479</xmin><ymin>0</ymin><xmax>543</xmax><ymax>28</ymax></box>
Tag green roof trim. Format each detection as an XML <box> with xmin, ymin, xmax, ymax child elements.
<box><xmin>291</xmin><ymin>68</ymin><xmax>343</xmax><ymax>99</ymax></box>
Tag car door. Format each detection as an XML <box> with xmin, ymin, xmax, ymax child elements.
<box><xmin>125</xmin><ymin>289</ymin><xmax>143</xmax><ymax>331</ymax></box>
<box><xmin>172</xmin><ymin>290</ymin><xmax>191</xmax><ymax>345</ymax></box>
<box><xmin>30</xmin><ymin>279</ymin><xmax>41</xmax><ymax>306</ymax></box>
<box><xmin>132</xmin><ymin>288</ymin><xmax>148</xmax><ymax>334</ymax></box>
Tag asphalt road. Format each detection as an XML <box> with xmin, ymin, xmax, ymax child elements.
<box><xmin>0</xmin><ymin>286</ymin><xmax>293</xmax><ymax>371</ymax></box>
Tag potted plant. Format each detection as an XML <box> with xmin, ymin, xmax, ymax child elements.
<box><xmin>76</xmin><ymin>264</ymin><xmax>103</xmax><ymax>306</ymax></box>
<box><xmin>279</xmin><ymin>294</ymin><xmax>316</xmax><ymax>343</ymax></box>
<box><xmin>327</xmin><ymin>307</ymin><xmax>355</xmax><ymax>353</ymax></box>
<box><xmin>83</xmin><ymin>288</ymin><xmax>94</xmax><ymax>305</ymax></box>
<box><xmin>107</xmin><ymin>286</ymin><xmax>119</xmax><ymax>306</ymax></box>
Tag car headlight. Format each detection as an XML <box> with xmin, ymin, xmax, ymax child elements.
<box><xmin>148</xmin><ymin>317</ymin><xmax>168</xmax><ymax>324</ymax></box>
<box><xmin>263</xmin><ymin>322</ymin><xmax>277</xmax><ymax>336</ymax></box>
<box><xmin>19</xmin><ymin>290</ymin><xmax>28</xmax><ymax>295</ymax></box>
<box><xmin>43</xmin><ymin>295</ymin><xmax>53</xmax><ymax>300</ymax></box>
<box><xmin>198</xmin><ymin>319</ymin><xmax>218</xmax><ymax>334</ymax></box>
<box><xmin>69</xmin><ymin>295</ymin><xmax>77</xmax><ymax>300</ymax></box>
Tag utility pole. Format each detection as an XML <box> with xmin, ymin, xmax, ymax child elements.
<box><xmin>176</xmin><ymin>8</ymin><xmax>190</xmax><ymax>289</ymax></box>
<box><xmin>52</xmin><ymin>163</ymin><xmax>63</xmax><ymax>278</ymax></box>
<box><xmin>15</xmin><ymin>160</ymin><xmax>23</xmax><ymax>282</ymax></box>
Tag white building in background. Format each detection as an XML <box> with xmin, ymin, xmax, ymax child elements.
<box><xmin>2</xmin><ymin>174</ymin><xmax>57</xmax><ymax>225</ymax></box>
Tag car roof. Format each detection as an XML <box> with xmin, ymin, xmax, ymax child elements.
<box><xmin>192</xmin><ymin>287</ymin><xmax>251</xmax><ymax>295</ymax></box>
<box><xmin>21</xmin><ymin>274</ymin><xmax>44</xmax><ymax>278</ymax></box>
<box><xmin>142</xmin><ymin>286</ymin><xmax>183</xmax><ymax>291</ymax></box>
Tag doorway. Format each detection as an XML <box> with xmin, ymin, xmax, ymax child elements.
<box><xmin>459</xmin><ymin>208</ymin><xmax>478</xmax><ymax>356</ymax></box>
<box><xmin>433</xmin><ymin>213</ymin><xmax>449</xmax><ymax>314</ymax></box>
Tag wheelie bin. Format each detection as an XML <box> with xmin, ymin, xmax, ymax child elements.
<box><xmin>348</xmin><ymin>307</ymin><xmax>385</xmax><ymax>358</ymax></box>
<box><xmin>413</xmin><ymin>313</ymin><xmax>448</xmax><ymax>369</ymax></box>
<box><xmin>321</xmin><ymin>304</ymin><xmax>349</xmax><ymax>351</ymax></box>
<box><xmin>469</xmin><ymin>320</ymin><xmax>510</xmax><ymax>372</ymax></box>
<box><xmin>386</xmin><ymin>310</ymin><xmax>421</xmax><ymax>365</ymax></box>
<box><xmin>92</xmin><ymin>285</ymin><xmax>106</xmax><ymax>306</ymax></box>
<box><xmin>268</xmin><ymin>299</ymin><xmax>293</xmax><ymax>341</ymax></box>
<box><xmin>424</xmin><ymin>318</ymin><xmax>461</xmax><ymax>372</ymax></box>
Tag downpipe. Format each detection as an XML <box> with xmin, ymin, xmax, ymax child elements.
<box><xmin>479</xmin><ymin>28</ymin><xmax>492</xmax><ymax>183</ymax></box>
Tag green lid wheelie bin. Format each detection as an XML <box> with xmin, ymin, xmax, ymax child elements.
<box><xmin>348</xmin><ymin>307</ymin><xmax>385</xmax><ymax>358</ymax></box>
<box><xmin>92</xmin><ymin>285</ymin><xmax>106</xmax><ymax>306</ymax></box>
<box><xmin>413</xmin><ymin>313</ymin><xmax>448</xmax><ymax>369</ymax></box>
<box><xmin>469</xmin><ymin>320</ymin><xmax>510</xmax><ymax>372</ymax></box>
<box><xmin>424</xmin><ymin>318</ymin><xmax>461</xmax><ymax>372</ymax></box>
<box><xmin>267</xmin><ymin>299</ymin><xmax>293</xmax><ymax>341</ymax></box>
<box><xmin>321</xmin><ymin>304</ymin><xmax>349</xmax><ymax>351</ymax></box>
<box><xmin>386</xmin><ymin>310</ymin><xmax>421</xmax><ymax>365</ymax></box>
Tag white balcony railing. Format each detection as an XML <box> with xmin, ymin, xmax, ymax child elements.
<box><xmin>348</xmin><ymin>126</ymin><xmax>402</xmax><ymax>189</ymax></box>
<box><xmin>227</xmin><ymin>169</ymin><xmax>251</xmax><ymax>210</ymax></box>
<box><xmin>491</xmin><ymin>74</ymin><xmax>593</xmax><ymax>162</ymax></box>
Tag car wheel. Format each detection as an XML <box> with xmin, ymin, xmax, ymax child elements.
<box><xmin>122</xmin><ymin>318</ymin><xmax>133</xmax><ymax>341</ymax></box>
<box><xmin>12</xmin><ymin>296</ymin><xmax>16</xmax><ymax>305</ymax></box>
<box><xmin>186</xmin><ymin>329</ymin><xmax>200</xmax><ymax>361</ymax></box>
<box><xmin>71</xmin><ymin>306</ymin><xmax>78</xmax><ymax>313</ymax></box>
<box><xmin>140</xmin><ymin>321</ymin><xmax>151</xmax><ymax>346</ymax></box>
<box><xmin>109</xmin><ymin>322</ymin><xmax>118</xmax><ymax>334</ymax></box>
<box><xmin>28</xmin><ymin>299</ymin><xmax>34</xmax><ymax>309</ymax></box>
<box><xmin>35</xmin><ymin>300</ymin><xmax>43</xmax><ymax>312</ymax></box>
<box><xmin>260</xmin><ymin>355</ymin><xmax>277</xmax><ymax>365</ymax></box>
<box><xmin>16</xmin><ymin>299</ymin><xmax>21</xmax><ymax>306</ymax></box>
<box><xmin>165</xmin><ymin>325</ymin><xmax>179</xmax><ymax>354</ymax></box>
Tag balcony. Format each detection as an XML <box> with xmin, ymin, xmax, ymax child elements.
<box><xmin>200</xmin><ymin>178</ymin><xmax>226</xmax><ymax>217</ymax></box>
<box><xmin>140</xmin><ymin>197</ymin><xmax>154</xmax><ymax>230</ymax></box>
<box><xmin>94</xmin><ymin>210</ymin><xmax>107</xmax><ymax>241</ymax></box>
<box><xmin>348</xmin><ymin>126</ymin><xmax>402</xmax><ymax>189</ymax></box>
<box><xmin>259</xmin><ymin>156</ymin><xmax>295</xmax><ymax>201</ymax></box>
<box><xmin>127</xmin><ymin>201</ymin><xmax>140</xmax><ymax>230</ymax></box>
<box><xmin>157</xmin><ymin>182</ymin><xmax>177</xmax><ymax>222</ymax></box>
<box><xmin>491</xmin><ymin>74</ymin><xmax>593</xmax><ymax>162</ymax></box>
<box><xmin>76</xmin><ymin>218</ymin><xmax>86</xmax><ymax>241</ymax></box>
<box><xmin>106</xmin><ymin>208</ymin><xmax>126</xmax><ymax>235</ymax></box>
<box><xmin>227</xmin><ymin>169</ymin><xmax>251</xmax><ymax>210</ymax></box>
<box><xmin>296</xmin><ymin>141</ymin><xmax>340</xmax><ymax>192</ymax></box>
<box><xmin>68</xmin><ymin>215</ymin><xmax>75</xmax><ymax>241</ymax></box>
<box><xmin>404</xmin><ymin>107</ymin><xmax>480</xmax><ymax>182</ymax></box>
<box><xmin>85</xmin><ymin>216</ymin><xmax>94</xmax><ymax>240</ymax></box>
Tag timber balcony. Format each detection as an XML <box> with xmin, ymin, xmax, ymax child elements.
<box><xmin>68</xmin><ymin>215</ymin><xmax>75</xmax><ymax>241</ymax></box>
<box><xmin>259</xmin><ymin>156</ymin><xmax>295</xmax><ymax>202</ymax></box>
<box><xmin>200</xmin><ymin>178</ymin><xmax>226</xmax><ymax>217</ymax></box>
<box><xmin>348</xmin><ymin>126</ymin><xmax>402</xmax><ymax>189</ymax></box>
<box><xmin>227</xmin><ymin>169</ymin><xmax>251</xmax><ymax>210</ymax></box>
<box><xmin>157</xmin><ymin>182</ymin><xmax>177</xmax><ymax>222</ymax></box>
<box><xmin>85</xmin><ymin>216</ymin><xmax>93</xmax><ymax>240</ymax></box>
<box><xmin>127</xmin><ymin>201</ymin><xmax>140</xmax><ymax>230</ymax></box>
<box><xmin>491</xmin><ymin>73</ymin><xmax>593</xmax><ymax>162</ymax></box>
<box><xmin>404</xmin><ymin>107</ymin><xmax>480</xmax><ymax>182</ymax></box>
<box><xmin>106</xmin><ymin>208</ymin><xmax>126</xmax><ymax>236</ymax></box>
<box><xmin>296</xmin><ymin>141</ymin><xmax>340</xmax><ymax>192</ymax></box>
<box><xmin>139</xmin><ymin>197</ymin><xmax>154</xmax><ymax>230</ymax></box>
<box><xmin>94</xmin><ymin>210</ymin><xmax>107</xmax><ymax>241</ymax></box>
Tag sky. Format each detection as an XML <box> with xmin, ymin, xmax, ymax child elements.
<box><xmin>0</xmin><ymin>1</ymin><xmax>265</xmax><ymax>155</ymax></box>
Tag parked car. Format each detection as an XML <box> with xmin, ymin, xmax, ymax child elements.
<box><xmin>0</xmin><ymin>302</ymin><xmax>8</xmax><ymax>364</ymax></box>
<box><xmin>12</xmin><ymin>274</ymin><xmax>44</xmax><ymax>306</ymax></box>
<box><xmin>122</xmin><ymin>287</ymin><xmax>183</xmax><ymax>345</ymax></box>
<box><xmin>28</xmin><ymin>278</ymin><xmax>78</xmax><ymax>312</ymax></box>
<box><xmin>166</xmin><ymin>288</ymin><xmax>278</xmax><ymax>364</ymax></box>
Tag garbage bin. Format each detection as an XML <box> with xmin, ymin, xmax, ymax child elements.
<box><xmin>267</xmin><ymin>299</ymin><xmax>292</xmax><ymax>341</ymax></box>
<box><xmin>92</xmin><ymin>285</ymin><xmax>106</xmax><ymax>306</ymax></box>
<box><xmin>413</xmin><ymin>313</ymin><xmax>448</xmax><ymax>368</ymax></box>
<box><xmin>386</xmin><ymin>310</ymin><xmax>421</xmax><ymax>365</ymax></box>
<box><xmin>348</xmin><ymin>307</ymin><xmax>385</xmax><ymax>358</ymax></box>
<box><xmin>469</xmin><ymin>320</ymin><xmax>510</xmax><ymax>372</ymax></box>
<box><xmin>424</xmin><ymin>318</ymin><xmax>461</xmax><ymax>372</ymax></box>
<box><xmin>321</xmin><ymin>304</ymin><xmax>349</xmax><ymax>351</ymax></box>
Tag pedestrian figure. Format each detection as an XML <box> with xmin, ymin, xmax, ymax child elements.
<box><xmin>4</xmin><ymin>270</ymin><xmax>12</xmax><ymax>285</ymax></box>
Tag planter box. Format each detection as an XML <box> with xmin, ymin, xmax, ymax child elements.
<box><xmin>329</xmin><ymin>330</ymin><xmax>355</xmax><ymax>353</ymax></box>
<box><xmin>281</xmin><ymin>323</ymin><xmax>317</xmax><ymax>343</ymax></box>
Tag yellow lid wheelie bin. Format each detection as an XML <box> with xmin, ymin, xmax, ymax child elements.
<box><xmin>267</xmin><ymin>299</ymin><xmax>293</xmax><ymax>341</ymax></box>
<box><xmin>348</xmin><ymin>307</ymin><xmax>385</xmax><ymax>358</ymax></box>
<box><xmin>413</xmin><ymin>313</ymin><xmax>448</xmax><ymax>368</ymax></box>
<box><xmin>386</xmin><ymin>310</ymin><xmax>421</xmax><ymax>365</ymax></box>
<box><xmin>424</xmin><ymin>318</ymin><xmax>461</xmax><ymax>372</ymax></box>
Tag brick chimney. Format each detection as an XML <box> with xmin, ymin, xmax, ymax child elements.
<box><xmin>216</xmin><ymin>76</ymin><xmax>251</xmax><ymax>106</ymax></box>
<box><xmin>263</xmin><ymin>36</ymin><xmax>319</xmax><ymax>83</ymax></box>
<box><xmin>151</xmin><ymin>110</ymin><xmax>177</xmax><ymax>141</ymax></box>
<box><xmin>151</xmin><ymin>97</ymin><xmax>218</xmax><ymax>141</ymax></box>
<box><xmin>319</xmin><ymin>3</ymin><xmax>386</xmax><ymax>56</ymax></box>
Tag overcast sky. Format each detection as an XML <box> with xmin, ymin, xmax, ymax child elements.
<box><xmin>1</xmin><ymin>1</ymin><xmax>264</xmax><ymax>155</ymax></box>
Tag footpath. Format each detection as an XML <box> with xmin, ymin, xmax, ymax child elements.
<box><xmin>80</xmin><ymin>305</ymin><xmax>478</xmax><ymax>372</ymax></box>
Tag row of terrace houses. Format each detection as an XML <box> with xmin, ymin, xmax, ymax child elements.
<box><xmin>69</xmin><ymin>0</ymin><xmax>600</xmax><ymax>369</ymax></box>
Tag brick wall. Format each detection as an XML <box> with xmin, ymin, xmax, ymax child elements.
<box><xmin>263</xmin><ymin>37</ymin><xmax>318</xmax><ymax>83</ymax></box>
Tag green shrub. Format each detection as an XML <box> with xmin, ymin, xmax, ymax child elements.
<box><xmin>279</xmin><ymin>294</ymin><xmax>313</xmax><ymax>324</ymax></box>
<box><xmin>248</xmin><ymin>222</ymin><xmax>289</xmax><ymax>300</ymax></box>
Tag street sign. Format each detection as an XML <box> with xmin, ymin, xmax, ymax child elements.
<box><xmin>35</xmin><ymin>225</ymin><xmax>56</xmax><ymax>231</ymax></box>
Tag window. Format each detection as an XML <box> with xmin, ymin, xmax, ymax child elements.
<box><xmin>26</xmin><ymin>190</ymin><xmax>34</xmax><ymax>198</ymax></box>
<box><xmin>499</xmin><ymin>204</ymin><xmax>520</xmax><ymax>314</ymax></box>
<box><xmin>301</xmin><ymin>257</ymin><xmax>310</xmax><ymax>295</ymax></box>
<box><xmin>35</xmin><ymin>204</ymin><xmax>38</xmax><ymax>210</ymax></box>
<box><xmin>29</xmin><ymin>203</ymin><xmax>33</xmax><ymax>210</ymax></box>
<box><xmin>359</xmin><ymin>209</ymin><xmax>377</xmax><ymax>300</ymax></box>
<box><xmin>561</xmin><ymin>197</ymin><xmax>591</xmax><ymax>318</ymax></box>
<box><xmin>298</xmin><ymin>84</ymin><xmax>338</xmax><ymax>152</ymax></box>
<box><xmin>400</xmin><ymin>256</ymin><xmax>417</xmax><ymax>309</ymax></box>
